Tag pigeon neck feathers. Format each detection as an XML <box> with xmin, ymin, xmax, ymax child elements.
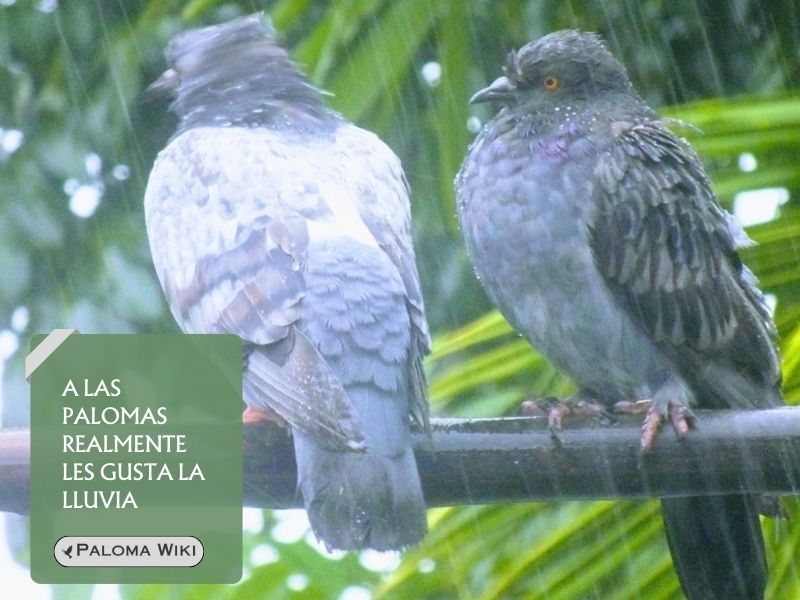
<box><xmin>159</xmin><ymin>13</ymin><xmax>339</xmax><ymax>136</ymax></box>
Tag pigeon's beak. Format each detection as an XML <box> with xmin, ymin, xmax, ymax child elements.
<box><xmin>469</xmin><ymin>76</ymin><xmax>515</xmax><ymax>104</ymax></box>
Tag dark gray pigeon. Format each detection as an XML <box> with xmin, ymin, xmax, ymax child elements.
<box><xmin>457</xmin><ymin>30</ymin><xmax>782</xmax><ymax>599</ymax></box>
<box><xmin>144</xmin><ymin>13</ymin><xmax>430</xmax><ymax>551</ymax></box>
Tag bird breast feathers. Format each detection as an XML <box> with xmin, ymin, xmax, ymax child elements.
<box><xmin>144</xmin><ymin>125</ymin><xmax>415</xmax><ymax>341</ymax></box>
<box><xmin>146</xmin><ymin>125</ymin><xmax>411</xmax><ymax>269</ymax></box>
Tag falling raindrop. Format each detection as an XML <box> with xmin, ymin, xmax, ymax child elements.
<box><xmin>85</xmin><ymin>152</ymin><xmax>102</xmax><ymax>178</ymax></box>
<box><xmin>242</xmin><ymin>507</ymin><xmax>264</xmax><ymax>534</ymax></box>
<box><xmin>0</xmin><ymin>128</ymin><xmax>23</xmax><ymax>155</ymax></box>
<box><xmin>286</xmin><ymin>573</ymin><xmax>310</xmax><ymax>591</ymax></box>
<box><xmin>765</xmin><ymin>293</ymin><xmax>777</xmax><ymax>317</ymax></box>
<box><xmin>467</xmin><ymin>116</ymin><xmax>482</xmax><ymax>133</ymax></box>
<box><xmin>63</xmin><ymin>178</ymin><xmax>80</xmax><ymax>195</ymax></box>
<box><xmin>733</xmin><ymin>187</ymin><xmax>790</xmax><ymax>226</ymax></box>
<box><xmin>112</xmin><ymin>164</ymin><xmax>130</xmax><ymax>181</ymax></box>
<box><xmin>250</xmin><ymin>543</ymin><xmax>279</xmax><ymax>566</ymax></box>
<box><xmin>0</xmin><ymin>330</ymin><xmax>19</xmax><ymax>361</ymax></box>
<box><xmin>353</xmin><ymin>508</ymin><xmax>368</xmax><ymax>526</ymax></box>
<box><xmin>421</xmin><ymin>61</ymin><xmax>442</xmax><ymax>87</ymax></box>
<box><xmin>339</xmin><ymin>586</ymin><xmax>371</xmax><ymax>600</ymax></box>
<box><xmin>36</xmin><ymin>0</ymin><xmax>57</xmax><ymax>13</ymax></box>
<box><xmin>359</xmin><ymin>549</ymin><xmax>400</xmax><ymax>572</ymax></box>
<box><xmin>10</xmin><ymin>306</ymin><xmax>28</xmax><ymax>332</ymax></box>
<box><xmin>417</xmin><ymin>558</ymin><xmax>436</xmax><ymax>573</ymax></box>
<box><xmin>738</xmin><ymin>152</ymin><xmax>757</xmax><ymax>172</ymax></box>
<box><xmin>270</xmin><ymin>509</ymin><xmax>310</xmax><ymax>544</ymax></box>
<box><xmin>69</xmin><ymin>184</ymin><xmax>103</xmax><ymax>218</ymax></box>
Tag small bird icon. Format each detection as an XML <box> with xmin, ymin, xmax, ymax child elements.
<box><xmin>62</xmin><ymin>545</ymin><xmax>73</xmax><ymax>559</ymax></box>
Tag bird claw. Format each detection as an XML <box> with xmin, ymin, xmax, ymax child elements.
<box><xmin>243</xmin><ymin>406</ymin><xmax>286</xmax><ymax>426</ymax></box>
<box><xmin>520</xmin><ymin>397</ymin><xmax>563</xmax><ymax>438</ymax></box>
<box><xmin>614</xmin><ymin>398</ymin><xmax>695</xmax><ymax>451</ymax></box>
<box><xmin>521</xmin><ymin>396</ymin><xmax>609</xmax><ymax>440</ymax></box>
<box><xmin>639</xmin><ymin>405</ymin><xmax>663</xmax><ymax>451</ymax></box>
<box><xmin>613</xmin><ymin>399</ymin><xmax>651</xmax><ymax>415</ymax></box>
<box><xmin>668</xmin><ymin>402</ymin><xmax>693</xmax><ymax>439</ymax></box>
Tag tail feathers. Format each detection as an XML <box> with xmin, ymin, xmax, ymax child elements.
<box><xmin>293</xmin><ymin>431</ymin><xmax>427</xmax><ymax>551</ymax></box>
<box><xmin>661</xmin><ymin>495</ymin><xmax>766</xmax><ymax>600</ymax></box>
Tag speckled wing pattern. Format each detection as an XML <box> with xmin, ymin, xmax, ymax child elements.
<box><xmin>145</xmin><ymin>125</ymin><xmax>428</xmax><ymax>448</ymax></box>
<box><xmin>356</xmin><ymin>170</ymin><xmax>431</xmax><ymax>432</ymax></box>
<box><xmin>590</xmin><ymin>122</ymin><xmax>781</xmax><ymax>408</ymax></box>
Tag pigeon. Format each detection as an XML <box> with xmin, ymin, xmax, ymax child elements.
<box><xmin>144</xmin><ymin>13</ymin><xmax>430</xmax><ymax>551</ymax></box>
<box><xmin>456</xmin><ymin>30</ymin><xmax>782</xmax><ymax>599</ymax></box>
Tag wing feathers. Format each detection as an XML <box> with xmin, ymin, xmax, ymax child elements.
<box><xmin>591</xmin><ymin>122</ymin><xmax>781</xmax><ymax>406</ymax></box>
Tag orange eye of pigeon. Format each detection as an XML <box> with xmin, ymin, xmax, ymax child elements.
<box><xmin>544</xmin><ymin>76</ymin><xmax>560</xmax><ymax>90</ymax></box>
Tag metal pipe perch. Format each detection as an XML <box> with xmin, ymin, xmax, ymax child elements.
<box><xmin>2</xmin><ymin>408</ymin><xmax>799</xmax><ymax>514</ymax></box>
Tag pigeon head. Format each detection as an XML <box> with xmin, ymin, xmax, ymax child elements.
<box><xmin>471</xmin><ymin>30</ymin><xmax>640</xmax><ymax>116</ymax></box>
<box><xmin>149</xmin><ymin>12</ymin><xmax>338</xmax><ymax>135</ymax></box>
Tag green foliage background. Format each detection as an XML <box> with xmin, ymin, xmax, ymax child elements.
<box><xmin>1</xmin><ymin>0</ymin><xmax>799</xmax><ymax>598</ymax></box>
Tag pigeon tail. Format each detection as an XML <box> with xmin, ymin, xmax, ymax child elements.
<box><xmin>661</xmin><ymin>495</ymin><xmax>766</xmax><ymax>600</ymax></box>
<box><xmin>293</xmin><ymin>429</ymin><xmax>426</xmax><ymax>551</ymax></box>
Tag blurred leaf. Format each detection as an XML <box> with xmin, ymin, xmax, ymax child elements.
<box><xmin>325</xmin><ymin>0</ymin><xmax>446</xmax><ymax>120</ymax></box>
